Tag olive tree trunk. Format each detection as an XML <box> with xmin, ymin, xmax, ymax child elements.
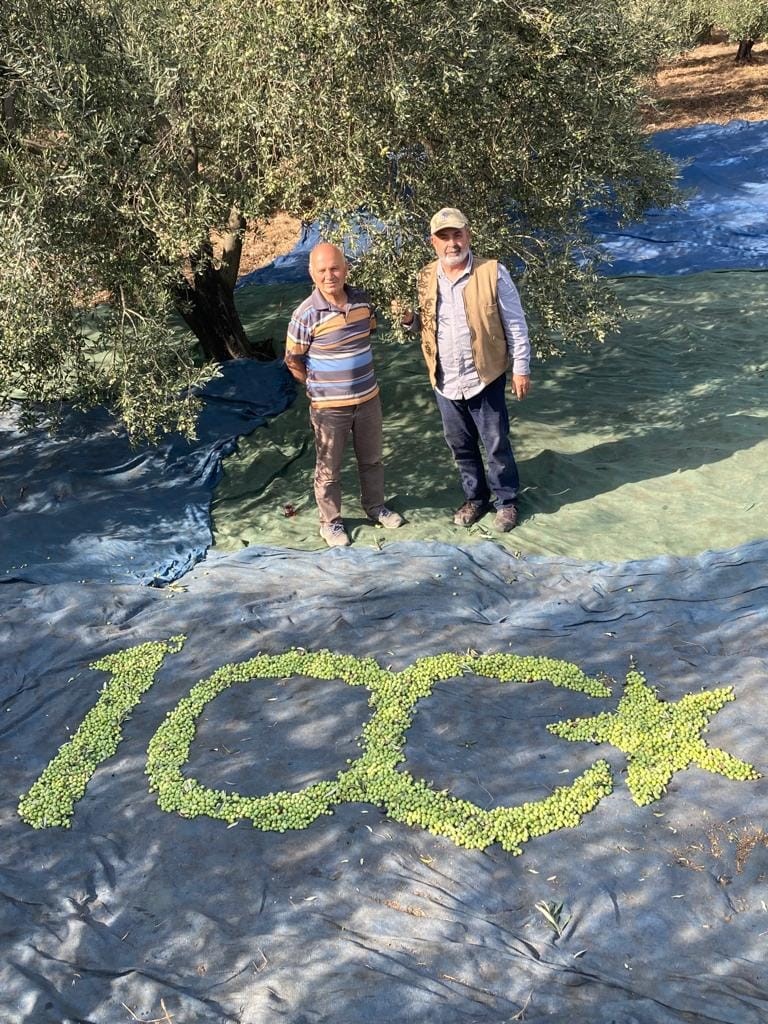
<box><xmin>173</xmin><ymin>209</ymin><xmax>275</xmax><ymax>363</ymax></box>
<box><xmin>735</xmin><ymin>39</ymin><xmax>755</xmax><ymax>64</ymax></box>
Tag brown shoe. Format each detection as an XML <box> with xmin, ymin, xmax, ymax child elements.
<box><xmin>493</xmin><ymin>505</ymin><xmax>518</xmax><ymax>532</ymax></box>
<box><xmin>453</xmin><ymin>500</ymin><xmax>491</xmax><ymax>527</ymax></box>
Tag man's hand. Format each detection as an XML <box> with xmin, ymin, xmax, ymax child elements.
<box><xmin>511</xmin><ymin>374</ymin><xmax>531</xmax><ymax>400</ymax></box>
<box><xmin>390</xmin><ymin>299</ymin><xmax>415</xmax><ymax>327</ymax></box>
<box><xmin>284</xmin><ymin>355</ymin><xmax>307</xmax><ymax>385</ymax></box>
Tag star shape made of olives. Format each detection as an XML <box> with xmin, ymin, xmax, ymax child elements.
<box><xmin>548</xmin><ymin>668</ymin><xmax>761</xmax><ymax>806</ymax></box>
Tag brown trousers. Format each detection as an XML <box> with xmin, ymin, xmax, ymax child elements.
<box><xmin>309</xmin><ymin>395</ymin><xmax>385</xmax><ymax>525</ymax></box>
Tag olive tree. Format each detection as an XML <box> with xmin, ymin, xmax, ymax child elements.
<box><xmin>710</xmin><ymin>0</ymin><xmax>768</xmax><ymax>61</ymax></box>
<box><xmin>1</xmin><ymin>0</ymin><xmax>678</xmax><ymax>440</ymax></box>
<box><xmin>626</xmin><ymin>0</ymin><xmax>714</xmax><ymax>54</ymax></box>
<box><xmin>1</xmin><ymin>0</ymin><xmax>295</xmax><ymax>438</ymax></box>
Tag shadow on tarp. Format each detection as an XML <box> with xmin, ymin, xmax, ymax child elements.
<box><xmin>590</xmin><ymin>119</ymin><xmax>768</xmax><ymax>275</ymax></box>
<box><xmin>0</xmin><ymin>360</ymin><xmax>295</xmax><ymax>586</ymax></box>
<box><xmin>2</xmin><ymin>540</ymin><xmax>767</xmax><ymax>1023</ymax></box>
<box><xmin>213</xmin><ymin>270</ymin><xmax>768</xmax><ymax>562</ymax></box>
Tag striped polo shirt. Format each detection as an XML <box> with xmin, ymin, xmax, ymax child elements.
<box><xmin>285</xmin><ymin>286</ymin><xmax>379</xmax><ymax>408</ymax></box>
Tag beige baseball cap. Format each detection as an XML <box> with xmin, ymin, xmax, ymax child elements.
<box><xmin>429</xmin><ymin>207</ymin><xmax>469</xmax><ymax>234</ymax></box>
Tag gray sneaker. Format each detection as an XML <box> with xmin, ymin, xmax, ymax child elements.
<box><xmin>368</xmin><ymin>505</ymin><xmax>404</xmax><ymax>529</ymax></box>
<box><xmin>320</xmin><ymin>521</ymin><xmax>351</xmax><ymax>547</ymax></box>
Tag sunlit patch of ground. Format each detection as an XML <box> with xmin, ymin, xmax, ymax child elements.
<box><xmin>643</xmin><ymin>37</ymin><xmax>768</xmax><ymax>131</ymax></box>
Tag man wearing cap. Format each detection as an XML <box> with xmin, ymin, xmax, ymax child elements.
<box><xmin>399</xmin><ymin>207</ymin><xmax>531</xmax><ymax>532</ymax></box>
<box><xmin>285</xmin><ymin>241</ymin><xmax>403</xmax><ymax>547</ymax></box>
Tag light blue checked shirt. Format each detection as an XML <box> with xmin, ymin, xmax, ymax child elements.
<box><xmin>433</xmin><ymin>253</ymin><xmax>530</xmax><ymax>400</ymax></box>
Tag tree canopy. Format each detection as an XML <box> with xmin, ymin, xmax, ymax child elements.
<box><xmin>627</xmin><ymin>0</ymin><xmax>714</xmax><ymax>55</ymax></box>
<box><xmin>1</xmin><ymin>0</ymin><xmax>679</xmax><ymax>440</ymax></box>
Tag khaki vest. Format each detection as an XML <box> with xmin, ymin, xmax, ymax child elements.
<box><xmin>416</xmin><ymin>258</ymin><xmax>509</xmax><ymax>388</ymax></box>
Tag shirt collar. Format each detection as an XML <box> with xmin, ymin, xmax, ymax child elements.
<box><xmin>310</xmin><ymin>285</ymin><xmax>351</xmax><ymax>310</ymax></box>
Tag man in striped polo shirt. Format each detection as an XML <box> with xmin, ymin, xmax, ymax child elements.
<box><xmin>285</xmin><ymin>242</ymin><xmax>403</xmax><ymax>547</ymax></box>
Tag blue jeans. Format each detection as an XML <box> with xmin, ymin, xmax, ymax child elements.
<box><xmin>434</xmin><ymin>374</ymin><xmax>520</xmax><ymax>508</ymax></box>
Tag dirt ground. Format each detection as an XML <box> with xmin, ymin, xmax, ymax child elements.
<box><xmin>236</xmin><ymin>211</ymin><xmax>303</xmax><ymax>279</ymax></box>
<box><xmin>643</xmin><ymin>36</ymin><xmax>768</xmax><ymax>130</ymax></box>
<box><xmin>238</xmin><ymin>37</ymin><xmax>768</xmax><ymax>277</ymax></box>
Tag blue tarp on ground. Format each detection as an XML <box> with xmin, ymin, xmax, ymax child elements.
<box><xmin>0</xmin><ymin>361</ymin><xmax>294</xmax><ymax>586</ymax></box>
<box><xmin>590</xmin><ymin>119</ymin><xmax>768</xmax><ymax>275</ymax></box>
<box><xmin>2</xmin><ymin>542</ymin><xmax>767</xmax><ymax>1023</ymax></box>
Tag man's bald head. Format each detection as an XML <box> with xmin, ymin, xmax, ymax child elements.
<box><xmin>309</xmin><ymin>242</ymin><xmax>348</xmax><ymax>307</ymax></box>
<box><xmin>309</xmin><ymin>242</ymin><xmax>345</xmax><ymax>272</ymax></box>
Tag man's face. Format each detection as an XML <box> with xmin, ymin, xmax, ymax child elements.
<box><xmin>310</xmin><ymin>244</ymin><xmax>348</xmax><ymax>304</ymax></box>
<box><xmin>431</xmin><ymin>226</ymin><xmax>471</xmax><ymax>270</ymax></box>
